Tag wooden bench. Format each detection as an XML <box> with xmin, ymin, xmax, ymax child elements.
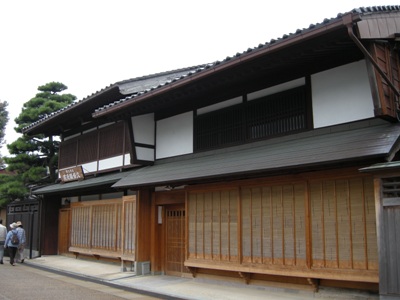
<box><xmin>69</xmin><ymin>247</ymin><xmax>135</xmax><ymax>262</ymax></box>
<box><xmin>184</xmin><ymin>260</ymin><xmax>378</xmax><ymax>291</ymax></box>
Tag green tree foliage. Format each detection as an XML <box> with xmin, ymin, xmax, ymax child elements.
<box><xmin>3</xmin><ymin>82</ymin><xmax>76</xmax><ymax>205</ymax></box>
<box><xmin>0</xmin><ymin>101</ymin><xmax>9</xmax><ymax>168</ymax></box>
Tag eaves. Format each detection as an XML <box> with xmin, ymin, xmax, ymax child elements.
<box><xmin>91</xmin><ymin>12</ymin><xmax>360</xmax><ymax>119</ymax></box>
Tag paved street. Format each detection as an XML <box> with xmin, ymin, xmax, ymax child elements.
<box><xmin>0</xmin><ymin>262</ymin><xmax>161</xmax><ymax>300</ymax></box>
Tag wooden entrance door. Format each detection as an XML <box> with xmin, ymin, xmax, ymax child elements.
<box><xmin>165</xmin><ymin>205</ymin><xmax>185</xmax><ymax>276</ymax></box>
<box><xmin>58</xmin><ymin>208</ymin><xmax>71</xmax><ymax>255</ymax></box>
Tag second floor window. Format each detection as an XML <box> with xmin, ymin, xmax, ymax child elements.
<box><xmin>194</xmin><ymin>86</ymin><xmax>309</xmax><ymax>151</ymax></box>
<box><xmin>59</xmin><ymin>121</ymin><xmax>131</xmax><ymax>169</ymax></box>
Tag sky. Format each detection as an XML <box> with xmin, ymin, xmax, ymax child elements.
<box><xmin>0</xmin><ymin>0</ymin><xmax>395</xmax><ymax>156</ymax></box>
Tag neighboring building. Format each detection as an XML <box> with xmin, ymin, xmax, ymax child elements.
<box><xmin>23</xmin><ymin>6</ymin><xmax>400</xmax><ymax>299</ymax></box>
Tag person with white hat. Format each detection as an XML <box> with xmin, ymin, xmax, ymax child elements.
<box><xmin>15</xmin><ymin>221</ymin><xmax>26</xmax><ymax>263</ymax></box>
<box><xmin>4</xmin><ymin>222</ymin><xmax>20</xmax><ymax>266</ymax></box>
<box><xmin>0</xmin><ymin>219</ymin><xmax>7</xmax><ymax>264</ymax></box>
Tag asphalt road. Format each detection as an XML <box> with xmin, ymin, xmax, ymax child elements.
<box><xmin>0</xmin><ymin>262</ymin><xmax>160</xmax><ymax>300</ymax></box>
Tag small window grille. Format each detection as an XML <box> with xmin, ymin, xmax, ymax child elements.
<box><xmin>382</xmin><ymin>177</ymin><xmax>400</xmax><ymax>198</ymax></box>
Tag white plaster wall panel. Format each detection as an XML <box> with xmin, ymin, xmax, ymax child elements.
<box><xmin>197</xmin><ymin>96</ymin><xmax>243</xmax><ymax>115</ymax></box>
<box><xmin>312</xmin><ymin>60</ymin><xmax>374</xmax><ymax>128</ymax></box>
<box><xmin>82</xmin><ymin>161</ymin><xmax>98</xmax><ymax>173</ymax></box>
<box><xmin>131</xmin><ymin>113</ymin><xmax>155</xmax><ymax>145</ymax></box>
<box><xmin>123</xmin><ymin>153</ymin><xmax>131</xmax><ymax>166</ymax></box>
<box><xmin>156</xmin><ymin>112</ymin><xmax>193</xmax><ymax>159</ymax></box>
<box><xmin>98</xmin><ymin>155</ymin><xmax>124</xmax><ymax>171</ymax></box>
<box><xmin>247</xmin><ymin>78</ymin><xmax>305</xmax><ymax>101</ymax></box>
<box><xmin>135</xmin><ymin>147</ymin><xmax>154</xmax><ymax>161</ymax></box>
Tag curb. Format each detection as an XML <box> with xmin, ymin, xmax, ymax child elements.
<box><xmin>24</xmin><ymin>261</ymin><xmax>186</xmax><ymax>300</ymax></box>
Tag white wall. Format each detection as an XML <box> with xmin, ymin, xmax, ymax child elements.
<box><xmin>312</xmin><ymin>60</ymin><xmax>374</xmax><ymax>128</ymax></box>
<box><xmin>156</xmin><ymin>112</ymin><xmax>193</xmax><ymax>159</ymax></box>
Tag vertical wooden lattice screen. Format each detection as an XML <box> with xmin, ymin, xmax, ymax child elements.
<box><xmin>59</xmin><ymin>121</ymin><xmax>132</xmax><ymax>170</ymax></box>
<box><xmin>309</xmin><ymin>177</ymin><xmax>378</xmax><ymax>270</ymax></box>
<box><xmin>241</xmin><ymin>184</ymin><xmax>306</xmax><ymax>266</ymax></box>
<box><xmin>69</xmin><ymin>196</ymin><xmax>136</xmax><ymax>261</ymax></box>
<box><xmin>188</xmin><ymin>189</ymin><xmax>239</xmax><ymax>262</ymax></box>
<box><xmin>194</xmin><ymin>86</ymin><xmax>307</xmax><ymax>151</ymax></box>
<box><xmin>187</xmin><ymin>176</ymin><xmax>378</xmax><ymax>278</ymax></box>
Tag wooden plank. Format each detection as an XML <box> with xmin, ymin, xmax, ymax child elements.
<box><xmin>184</xmin><ymin>260</ymin><xmax>379</xmax><ymax>283</ymax></box>
<box><xmin>374</xmin><ymin>177</ymin><xmax>388</xmax><ymax>293</ymax></box>
<box><xmin>385</xmin><ymin>206</ymin><xmax>400</xmax><ymax>293</ymax></box>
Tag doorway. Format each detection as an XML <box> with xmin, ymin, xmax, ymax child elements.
<box><xmin>165</xmin><ymin>204</ymin><xmax>185</xmax><ymax>276</ymax></box>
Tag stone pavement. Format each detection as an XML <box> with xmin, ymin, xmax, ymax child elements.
<box><xmin>21</xmin><ymin>255</ymin><xmax>379</xmax><ymax>300</ymax></box>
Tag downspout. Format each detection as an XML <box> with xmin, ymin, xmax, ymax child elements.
<box><xmin>346</xmin><ymin>23</ymin><xmax>400</xmax><ymax>98</ymax></box>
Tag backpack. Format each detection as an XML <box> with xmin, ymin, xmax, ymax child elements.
<box><xmin>11</xmin><ymin>230</ymin><xmax>19</xmax><ymax>245</ymax></box>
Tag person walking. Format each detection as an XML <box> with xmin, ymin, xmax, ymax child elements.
<box><xmin>0</xmin><ymin>219</ymin><xmax>7</xmax><ymax>264</ymax></box>
<box><xmin>15</xmin><ymin>221</ymin><xmax>26</xmax><ymax>263</ymax></box>
<box><xmin>4</xmin><ymin>222</ymin><xmax>20</xmax><ymax>266</ymax></box>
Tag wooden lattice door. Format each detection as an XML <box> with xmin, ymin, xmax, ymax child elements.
<box><xmin>165</xmin><ymin>205</ymin><xmax>185</xmax><ymax>276</ymax></box>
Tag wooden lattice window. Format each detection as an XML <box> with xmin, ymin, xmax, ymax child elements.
<box><xmin>194</xmin><ymin>86</ymin><xmax>308</xmax><ymax>151</ymax></box>
<box><xmin>188</xmin><ymin>189</ymin><xmax>239</xmax><ymax>262</ymax></box>
<box><xmin>309</xmin><ymin>177</ymin><xmax>378</xmax><ymax>270</ymax></box>
<box><xmin>247</xmin><ymin>86</ymin><xmax>307</xmax><ymax>139</ymax></box>
<box><xmin>195</xmin><ymin>105</ymin><xmax>244</xmax><ymax>150</ymax></box>
<box><xmin>59</xmin><ymin>121</ymin><xmax>132</xmax><ymax>170</ymax></box>
<box><xmin>69</xmin><ymin>196</ymin><xmax>136</xmax><ymax>261</ymax></box>
<box><xmin>241</xmin><ymin>184</ymin><xmax>307</xmax><ymax>266</ymax></box>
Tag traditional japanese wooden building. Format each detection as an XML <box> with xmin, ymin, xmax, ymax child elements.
<box><xmin>23</xmin><ymin>6</ymin><xmax>400</xmax><ymax>299</ymax></box>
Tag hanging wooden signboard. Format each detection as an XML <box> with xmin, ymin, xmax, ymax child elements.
<box><xmin>59</xmin><ymin>166</ymin><xmax>85</xmax><ymax>183</ymax></box>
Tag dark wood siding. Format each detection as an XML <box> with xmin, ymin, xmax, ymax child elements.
<box><xmin>99</xmin><ymin>122</ymin><xmax>124</xmax><ymax>159</ymax></box>
<box><xmin>377</xmin><ymin>176</ymin><xmax>400</xmax><ymax>296</ymax></box>
<box><xmin>59</xmin><ymin>121</ymin><xmax>132</xmax><ymax>172</ymax></box>
<box><xmin>59</xmin><ymin>139</ymin><xmax>77</xmax><ymax>169</ymax></box>
<box><xmin>78</xmin><ymin>131</ymin><xmax>98</xmax><ymax>164</ymax></box>
<box><xmin>370</xmin><ymin>42</ymin><xmax>400</xmax><ymax>120</ymax></box>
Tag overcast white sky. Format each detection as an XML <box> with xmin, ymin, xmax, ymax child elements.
<box><xmin>0</xmin><ymin>0</ymin><xmax>394</xmax><ymax>156</ymax></box>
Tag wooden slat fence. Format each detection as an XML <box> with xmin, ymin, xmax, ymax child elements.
<box><xmin>69</xmin><ymin>196</ymin><xmax>136</xmax><ymax>261</ymax></box>
<box><xmin>186</xmin><ymin>175</ymin><xmax>378</xmax><ymax>283</ymax></box>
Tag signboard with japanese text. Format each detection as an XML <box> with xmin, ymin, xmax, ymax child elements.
<box><xmin>59</xmin><ymin>166</ymin><xmax>85</xmax><ymax>183</ymax></box>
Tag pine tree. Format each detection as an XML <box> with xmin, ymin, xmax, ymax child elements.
<box><xmin>3</xmin><ymin>82</ymin><xmax>76</xmax><ymax>203</ymax></box>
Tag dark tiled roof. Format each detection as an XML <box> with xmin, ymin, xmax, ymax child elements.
<box><xmin>92</xmin><ymin>5</ymin><xmax>400</xmax><ymax>117</ymax></box>
<box><xmin>32</xmin><ymin>170</ymin><xmax>129</xmax><ymax>195</ymax></box>
<box><xmin>113</xmin><ymin>119</ymin><xmax>400</xmax><ymax>188</ymax></box>
<box><xmin>22</xmin><ymin>66</ymin><xmax>204</xmax><ymax>133</ymax></box>
<box><xmin>23</xmin><ymin>5</ymin><xmax>400</xmax><ymax>133</ymax></box>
